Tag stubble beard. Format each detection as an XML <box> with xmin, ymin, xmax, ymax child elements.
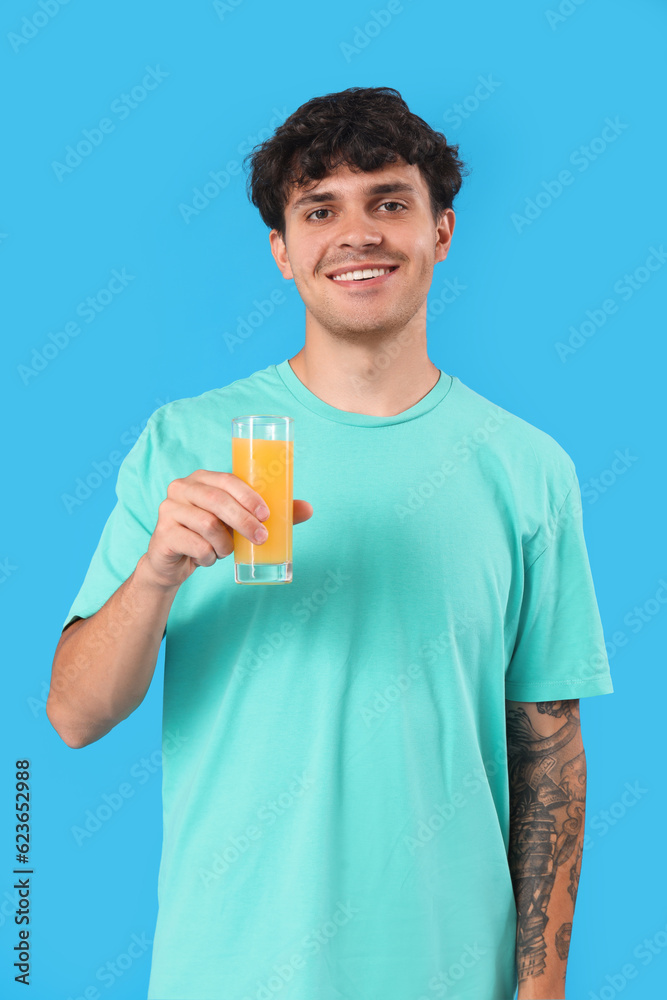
<box><xmin>303</xmin><ymin>265</ymin><xmax>431</xmax><ymax>346</ymax></box>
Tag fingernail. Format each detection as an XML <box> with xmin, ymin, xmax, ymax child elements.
<box><xmin>254</xmin><ymin>527</ymin><xmax>268</xmax><ymax>543</ymax></box>
<box><xmin>256</xmin><ymin>504</ymin><xmax>270</xmax><ymax>520</ymax></box>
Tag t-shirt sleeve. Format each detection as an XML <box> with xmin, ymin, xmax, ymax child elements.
<box><xmin>61</xmin><ymin>416</ymin><xmax>159</xmax><ymax>633</ymax></box>
<box><xmin>505</xmin><ymin>469</ymin><xmax>614</xmax><ymax>701</ymax></box>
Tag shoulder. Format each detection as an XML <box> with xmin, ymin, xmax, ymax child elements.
<box><xmin>451</xmin><ymin>376</ymin><xmax>577</xmax><ymax>498</ymax></box>
<box><xmin>120</xmin><ymin>365</ymin><xmax>282</xmax><ymax>500</ymax></box>
<box><xmin>147</xmin><ymin>363</ymin><xmax>281</xmax><ymax>439</ymax></box>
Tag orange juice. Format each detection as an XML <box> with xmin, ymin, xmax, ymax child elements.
<box><xmin>232</xmin><ymin>437</ymin><xmax>293</xmax><ymax>566</ymax></box>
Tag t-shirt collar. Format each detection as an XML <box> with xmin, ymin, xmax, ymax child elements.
<box><xmin>274</xmin><ymin>358</ymin><xmax>454</xmax><ymax>427</ymax></box>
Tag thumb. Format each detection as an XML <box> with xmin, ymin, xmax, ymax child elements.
<box><xmin>293</xmin><ymin>499</ymin><xmax>313</xmax><ymax>524</ymax></box>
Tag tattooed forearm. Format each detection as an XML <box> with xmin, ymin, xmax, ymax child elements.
<box><xmin>506</xmin><ymin>699</ymin><xmax>586</xmax><ymax>996</ymax></box>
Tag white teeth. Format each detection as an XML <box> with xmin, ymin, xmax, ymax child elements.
<box><xmin>331</xmin><ymin>267</ymin><xmax>394</xmax><ymax>281</ymax></box>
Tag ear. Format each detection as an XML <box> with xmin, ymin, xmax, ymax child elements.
<box><xmin>434</xmin><ymin>208</ymin><xmax>455</xmax><ymax>266</ymax></box>
<box><xmin>269</xmin><ymin>229</ymin><xmax>294</xmax><ymax>280</ymax></box>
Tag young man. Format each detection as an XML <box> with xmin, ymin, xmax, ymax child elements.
<box><xmin>48</xmin><ymin>87</ymin><xmax>613</xmax><ymax>1000</ymax></box>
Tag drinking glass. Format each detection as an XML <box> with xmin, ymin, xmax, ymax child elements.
<box><xmin>231</xmin><ymin>415</ymin><xmax>293</xmax><ymax>584</ymax></box>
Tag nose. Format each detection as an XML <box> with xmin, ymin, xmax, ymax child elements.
<box><xmin>335</xmin><ymin>206</ymin><xmax>383</xmax><ymax>250</ymax></box>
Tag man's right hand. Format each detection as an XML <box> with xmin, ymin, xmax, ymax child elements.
<box><xmin>143</xmin><ymin>470</ymin><xmax>314</xmax><ymax>590</ymax></box>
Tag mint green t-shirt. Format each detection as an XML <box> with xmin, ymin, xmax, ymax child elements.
<box><xmin>62</xmin><ymin>360</ymin><xmax>613</xmax><ymax>1000</ymax></box>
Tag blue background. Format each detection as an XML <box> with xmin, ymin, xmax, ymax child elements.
<box><xmin>2</xmin><ymin>1</ymin><xmax>666</xmax><ymax>998</ymax></box>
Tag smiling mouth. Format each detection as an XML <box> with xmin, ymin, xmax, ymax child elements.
<box><xmin>326</xmin><ymin>266</ymin><xmax>400</xmax><ymax>287</ymax></box>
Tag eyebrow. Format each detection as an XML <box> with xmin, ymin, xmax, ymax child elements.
<box><xmin>290</xmin><ymin>181</ymin><xmax>420</xmax><ymax>213</ymax></box>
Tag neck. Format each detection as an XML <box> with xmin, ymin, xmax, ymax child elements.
<box><xmin>287</xmin><ymin>326</ymin><xmax>440</xmax><ymax>418</ymax></box>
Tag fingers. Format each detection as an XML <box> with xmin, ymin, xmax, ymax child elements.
<box><xmin>157</xmin><ymin>474</ymin><xmax>314</xmax><ymax>585</ymax></box>
<box><xmin>158</xmin><ymin>499</ymin><xmax>235</xmax><ymax>560</ymax></box>
<box><xmin>167</xmin><ymin>472</ymin><xmax>269</xmax><ymax>544</ymax></box>
<box><xmin>162</xmin><ymin>521</ymin><xmax>229</xmax><ymax>567</ymax></box>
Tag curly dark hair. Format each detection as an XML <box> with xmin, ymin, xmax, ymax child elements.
<box><xmin>243</xmin><ymin>86</ymin><xmax>471</xmax><ymax>240</ymax></box>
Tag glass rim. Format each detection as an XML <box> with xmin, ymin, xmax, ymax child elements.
<box><xmin>231</xmin><ymin>415</ymin><xmax>293</xmax><ymax>424</ymax></box>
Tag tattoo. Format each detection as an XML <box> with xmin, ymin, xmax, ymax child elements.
<box><xmin>555</xmin><ymin>922</ymin><xmax>571</xmax><ymax>961</ymax></box>
<box><xmin>506</xmin><ymin>700</ymin><xmax>585</xmax><ymax>985</ymax></box>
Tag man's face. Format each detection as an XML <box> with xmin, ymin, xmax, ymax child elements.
<box><xmin>269</xmin><ymin>158</ymin><xmax>455</xmax><ymax>343</ymax></box>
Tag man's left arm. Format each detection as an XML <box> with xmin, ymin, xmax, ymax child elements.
<box><xmin>505</xmin><ymin>698</ymin><xmax>587</xmax><ymax>1000</ymax></box>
